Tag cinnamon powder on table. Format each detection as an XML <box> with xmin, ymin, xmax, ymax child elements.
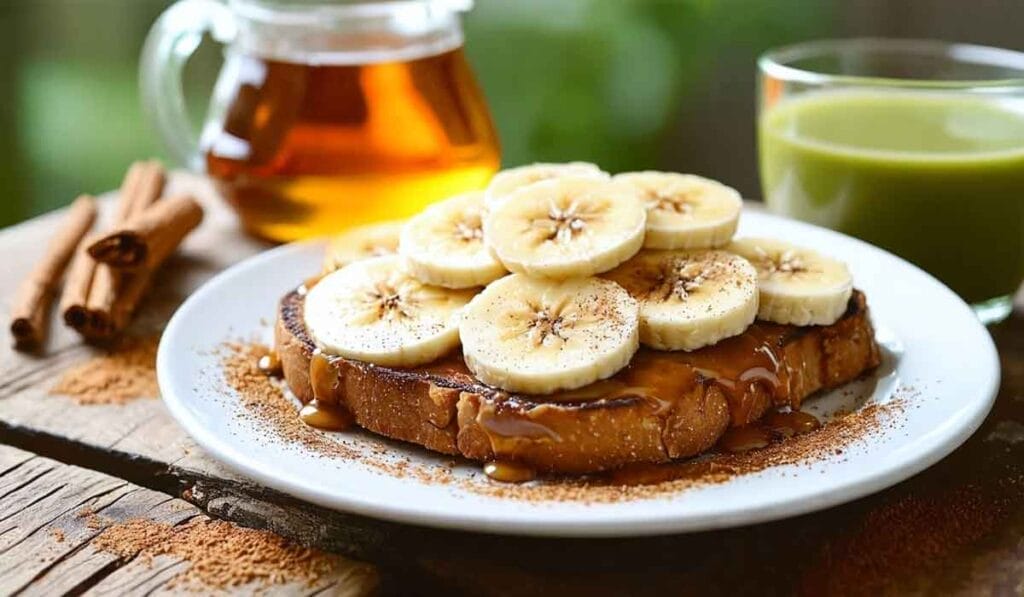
<box><xmin>92</xmin><ymin>517</ymin><xmax>343</xmax><ymax>590</ymax></box>
<box><xmin>51</xmin><ymin>334</ymin><xmax>159</xmax><ymax>404</ymax></box>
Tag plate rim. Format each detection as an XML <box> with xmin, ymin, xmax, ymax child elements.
<box><xmin>157</xmin><ymin>211</ymin><xmax>1000</xmax><ymax>537</ymax></box>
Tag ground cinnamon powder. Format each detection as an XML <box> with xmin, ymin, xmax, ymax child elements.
<box><xmin>220</xmin><ymin>342</ymin><xmax>357</xmax><ymax>460</ymax></box>
<box><xmin>798</xmin><ymin>476</ymin><xmax>1023</xmax><ymax>595</ymax></box>
<box><xmin>51</xmin><ymin>335</ymin><xmax>159</xmax><ymax>404</ymax></box>
<box><xmin>92</xmin><ymin>517</ymin><xmax>338</xmax><ymax>590</ymax></box>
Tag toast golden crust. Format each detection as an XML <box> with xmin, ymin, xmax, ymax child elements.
<box><xmin>276</xmin><ymin>289</ymin><xmax>880</xmax><ymax>473</ymax></box>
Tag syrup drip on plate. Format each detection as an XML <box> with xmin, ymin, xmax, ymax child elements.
<box><xmin>257</xmin><ymin>351</ymin><xmax>282</xmax><ymax>377</ymax></box>
<box><xmin>303</xmin><ymin>350</ymin><xmax>356</xmax><ymax>431</ymax></box>
<box><xmin>719</xmin><ymin>410</ymin><xmax>821</xmax><ymax>453</ymax></box>
<box><xmin>300</xmin><ymin>400</ymin><xmax>354</xmax><ymax>431</ymax></box>
<box><xmin>483</xmin><ymin>461</ymin><xmax>537</xmax><ymax>483</ymax></box>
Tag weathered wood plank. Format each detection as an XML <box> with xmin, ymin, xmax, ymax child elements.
<box><xmin>0</xmin><ymin>445</ymin><xmax>376</xmax><ymax>596</ymax></box>
<box><xmin>4</xmin><ymin>488</ymin><xmax>183</xmax><ymax>596</ymax></box>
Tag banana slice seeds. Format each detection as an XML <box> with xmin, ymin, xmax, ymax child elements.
<box><xmin>399</xmin><ymin>191</ymin><xmax>507</xmax><ymax>289</ymax></box>
<box><xmin>460</xmin><ymin>274</ymin><xmax>640</xmax><ymax>394</ymax></box>
<box><xmin>484</xmin><ymin>177</ymin><xmax>646</xmax><ymax>279</ymax></box>
<box><xmin>605</xmin><ymin>249</ymin><xmax>759</xmax><ymax>351</ymax></box>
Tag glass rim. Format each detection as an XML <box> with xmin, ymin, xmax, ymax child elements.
<box><xmin>759</xmin><ymin>38</ymin><xmax>1024</xmax><ymax>91</ymax></box>
<box><xmin>230</xmin><ymin>0</ymin><xmax>473</xmax><ymax>25</ymax></box>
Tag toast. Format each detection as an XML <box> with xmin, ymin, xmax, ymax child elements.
<box><xmin>275</xmin><ymin>288</ymin><xmax>881</xmax><ymax>474</ymax></box>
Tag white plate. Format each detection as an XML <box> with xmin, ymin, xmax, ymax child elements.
<box><xmin>158</xmin><ymin>210</ymin><xmax>999</xmax><ymax>537</ymax></box>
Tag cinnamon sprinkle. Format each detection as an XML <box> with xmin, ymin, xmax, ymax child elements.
<box><xmin>468</xmin><ymin>399</ymin><xmax>904</xmax><ymax>503</ymax></box>
<box><xmin>220</xmin><ymin>342</ymin><xmax>455</xmax><ymax>484</ymax></box>
<box><xmin>78</xmin><ymin>505</ymin><xmax>107</xmax><ymax>530</ymax></box>
<box><xmin>51</xmin><ymin>335</ymin><xmax>159</xmax><ymax>404</ymax></box>
<box><xmin>219</xmin><ymin>342</ymin><xmax>357</xmax><ymax>460</ymax></box>
<box><xmin>92</xmin><ymin>517</ymin><xmax>340</xmax><ymax>590</ymax></box>
<box><xmin>799</xmin><ymin>477</ymin><xmax>1024</xmax><ymax>595</ymax></box>
<box><xmin>218</xmin><ymin>341</ymin><xmax>904</xmax><ymax>503</ymax></box>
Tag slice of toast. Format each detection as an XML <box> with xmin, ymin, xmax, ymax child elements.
<box><xmin>276</xmin><ymin>289</ymin><xmax>880</xmax><ymax>474</ymax></box>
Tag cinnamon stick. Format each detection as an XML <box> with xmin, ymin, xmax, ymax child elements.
<box><xmin>83</xmin><ymin>264</ymin><xmax>122</xmax><ymax>338</ymax></box>
<box><xmin>59</xmin><ymin>232</ymin><xmax>100</xmax><ymax>330</ymax></box>
<box><xmin>85</xmin><ymin>196</ymin><xmax>204</xmax><ymax>340</ymax></box>
<box><xmin>106</xmin><ymin>271</ymin><xmax>156</xmax><ymax>336</ymax></box>
<box><xmin>114</xmin><ymin>160</ymin><xmax>165</xmax><ymax>222</ymax></box>
<box><xmin>79</xmin><ymin>161</ymin><xmax>166</xmax><ymax>338</ymax></box>
<box><xmin>87</xmin><ymin>195</ymin><xmax>203</xmax><ymax>269</ymax></box>
<box><xmin>10</xmin><ymin>195</ymin><xmax>97</xmax><ymax>347</ymax></box>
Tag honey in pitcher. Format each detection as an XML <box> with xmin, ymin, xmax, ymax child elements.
<box><xmin>203</xmin><ymin>47</ymin><xmax>500</xmax><ymax>241</ymax></box>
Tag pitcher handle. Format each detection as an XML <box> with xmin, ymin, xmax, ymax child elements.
<box><xmin>140</xmin><ymin>0</ymin><xmax>236</xmax><ymax>171</ymax></box>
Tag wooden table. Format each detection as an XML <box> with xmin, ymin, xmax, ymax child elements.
<box><xmin>2</xmin><ymin>173</ymin><xmax>1023</xmax><ymax>596</ymax></box>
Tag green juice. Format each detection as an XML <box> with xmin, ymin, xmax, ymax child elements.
<box><xmin>759</xmin><ymin>91</ymin><xmax>1024</xmax><ymax>303</ymax></box>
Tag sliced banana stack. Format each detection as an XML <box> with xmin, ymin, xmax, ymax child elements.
<box><xmin>304</xmin><ymin>255</ymin><xmax>477</xmax><ymax>367</ymax></box>
<box><xmin>484</xmin><ymin>162</ymin><xmax>608</xmax><ymax>209</ymax></box>
<box><xmin>728</xmin><ymin>238</ymin><xmax>852</xmax><ymax>326</ymax></box>
<box><xmin>605</xmin><ymin>249</ymin><xmax>758</xmax><ymax>351</ymax></box>
<box><xmin>399</xmin><ymin>191</ymin><xmax>506</xmax><ymax>289</ymax></box>
<box><xmin>322</xmin><ymin>220</ymin><xmax>404</xmax><ymax>273</ymax></box>
<box><xmin>614</xmin><ymin>171</ymin><xmax>741</xmax><ymax>250</ymax></box>
<box><xmin>460</xmin><ymin>275</ymin><xmax>640</xmax><ymax>394</ymax></box>
<box><xmin>484</xmin><ymin>176</ymin><xmax>646</xmax><ymax>279</ymax></box>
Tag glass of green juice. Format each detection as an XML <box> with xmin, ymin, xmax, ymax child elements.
<box><xmin>758</xmin><ymin>39</ymin><xmax>1024</xmax><ymax>324</ymax></box>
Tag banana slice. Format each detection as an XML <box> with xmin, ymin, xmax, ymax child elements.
<box><xmin>304</xmin><ymin>255</ymin><xmax>476</xmax><ymax>367</ymax></box>
<box><xmin>322</xmin><ymin>221</ymin><xmax>403</xmax><ymax>273</ymax></box>
<box><xmin>604</xmin><ymin>249</ymin><xmax>758</xmax><ymax>351</ymax></box>
<box><xmin>485</xmin><ymin>162</ymin><xmax>608</xmax><ymax>209</ymax></box>
<box><xmin>460</xmin><ymin>274</ymin><xmax>640</xmax><ymax>394</ymax></box>
<box><xmin>613</xmin><ymin>172</ymin><xmax>741</xmax><ymax>250</ymax></box>
<box><xmin>399</xmin><ymin>191</ymin><xmax>507</xmax><ymax>289</ymax></box>
<box><xmin>484</xmin><ymin>177</ymin><xmax>646</xmax><ymax>279</ymax></box>
<box><xmin>728</xmin><ymin>238</ymin><xmax>853</xmax><ymax>326</ymax></box>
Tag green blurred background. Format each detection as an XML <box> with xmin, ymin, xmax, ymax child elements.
<box><xmin>0</xmin><ymin>0</ymin><xmax>1022</xmax><ymax>228</ymax></box>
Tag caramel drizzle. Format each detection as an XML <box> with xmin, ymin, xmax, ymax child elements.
<box><xmin>474</xmin><ymin>325</ymin><xmax>795</xmax><ymax>458</ymax></box>
<box><xmin>304</xmin><ymin>350</ymin><xmax>354</xmax><ymax>431</ymax></box>
<box><xmin>297</xmin><ymin>305</ymin><xmax>807</xmax><ymax>477</ymax></box>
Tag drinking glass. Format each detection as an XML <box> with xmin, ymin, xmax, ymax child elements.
<box><xmin>142</xmin><ymin>0</ymin><xmax>500</xmax><ymax>241</ymax></box>
<box><xmin>758</xmin><ymin>39</ymin><xmax>1024</xmax><ymax>324</ymax></box>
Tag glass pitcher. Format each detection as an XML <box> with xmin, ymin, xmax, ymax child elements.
<box><xmin>142</xmin><ymin>0</ymin><xmax>500</xmax><ymax>241</ymax></box>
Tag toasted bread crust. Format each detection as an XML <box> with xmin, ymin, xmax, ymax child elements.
<box><xmin>276</xmin><ymin>290</ymin><xmax>880</xmax><ymax>473</ymax></box>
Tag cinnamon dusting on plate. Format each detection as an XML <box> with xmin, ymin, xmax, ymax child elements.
<box><xmin>218</xmin><ymin>341</ymin><xmax>904</xmax><ymax>503</ymax></box>
<box><xmin>468</xmin><ymin>399</ymin><xmax>904</xmax><ymax>503</ymax></box>
<box><xmin>220</xmin><ymin>342</ymin><xmax>357</xmax><ymax>460</ymax></box>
